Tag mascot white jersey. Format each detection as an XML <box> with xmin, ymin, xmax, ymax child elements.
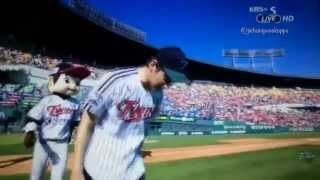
<box><xmin>23</xmin><ymin>63</ymin><xmax>90</xmax><ymax>180</ymax></box>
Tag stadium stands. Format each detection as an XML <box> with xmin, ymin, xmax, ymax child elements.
<box><xmin>0</xmin><ymin>84</ymin><xmax>46</xmax><ymax>108</ymax></box>
<box><xmin>0</xmin><ymin>46</ymin><xmax>110</xmax><ymax>80</ymax></box>
<box><xmin>160</xmin><ymin>82</ymin><xmax>320</xmax><ymax>128</ymax></box>
<box><xmin>1</xmin><ymin>70</ymin><xmax>319</xmax><ymax>130</ymax></box>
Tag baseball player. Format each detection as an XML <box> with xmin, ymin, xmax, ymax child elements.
<box><xmin>23</xmin><ymin>63</ymin><xmax>90</xmax><ymax>180</ymax></box>
<box><xmin>71</xmin><ymin>47</ymin><xmax>189</xmax><ymax>180</ymax></box>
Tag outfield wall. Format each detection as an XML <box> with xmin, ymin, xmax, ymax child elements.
<box><xmin>148</xmin><ymin>120</ymin><xmax>320</xmax><ymax>136</ymax></box>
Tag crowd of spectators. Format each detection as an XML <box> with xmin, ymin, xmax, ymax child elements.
<box><xmin>0</xmin><ymin>46</ymin><xmax>111</xmax><ymax>80</ymax></box>
<box><xmin>0</xmin><ymin>84</ymin><xmax>46</xmax><ymax>108</ymax></box>
<box><xmin>161</xmin><ymin>82</ymin><xmax>320</xmax><ymax>128</ymax></box>
<box><xmin>1</xmin><ymin>46</ymin><xmax>320</xmax><ymax>128</ymax></box>
<box><xmin>2</xmin><ymin>78</ymin><xmax>319</xmax><ymax>128</ymax></box>
<box><xmin>0</xmin><ymin>46</ymin><xmax>62</xmax><ymax>69</ymax></box>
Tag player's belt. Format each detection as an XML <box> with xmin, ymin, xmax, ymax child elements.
<box><xmin>43</xmin><ymin>138</ymin><xmax>68</xmax><ymax>143</ymax></box>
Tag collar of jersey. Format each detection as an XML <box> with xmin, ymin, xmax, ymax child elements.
<box><xmin>53</xmin><ymin>92</ymin><xmax>71</xmax><ymax>99</ymax></box>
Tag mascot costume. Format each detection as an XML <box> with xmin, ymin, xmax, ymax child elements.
<box><xmin>23</xmin><ymin>63</ymin><xmax>90</xmax><ymax>180</ymax></box>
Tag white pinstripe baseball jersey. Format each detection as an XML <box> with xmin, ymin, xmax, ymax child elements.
<box><xmin>83</xmin><ymin>68</ymin><xmax>162</xmax><ymax>180</ymax></box>
<box><xmin>24</xmin><ymin>94</ymin><xmax>80</xmax><ymax>141</ymax></box>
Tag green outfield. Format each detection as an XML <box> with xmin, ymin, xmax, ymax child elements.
<box><xmin>146</xmin><ymin>145</ymin><xmax>320</xmax><ymax>180</ymax></box>
<box><xmin>0</xmin><ymin>132</ymin><xmax>320</xmax><ymax>180</ymax></box>
<box><xmin>143</xmin><ymin>132</ymin><xmax>320</xmax><ymax>149</ymax></box>
<box><xmin>0</xmin><ymin>134</ymin><xmax>33</xmax><ymax>155</ymax></box>
<box><xmin>1</xmin><ymin>145</ymin><xmax>319</xmax><ymax>180</ymax></box>
<box><xmin>0</xmin><ymin>132</ymin><xmax>320</xmax><ymax>155</ymax></box>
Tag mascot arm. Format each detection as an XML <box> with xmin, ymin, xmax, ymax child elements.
<box><xmin>23</xmin><ymin>96</ymin><xmax>49</xmax><ymax>132</ymax></box>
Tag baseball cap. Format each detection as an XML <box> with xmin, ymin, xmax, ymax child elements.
<box><xmin>50</xmin><ymin>62</ymin><xmax>90</xmax><ymax>80</ymax></box>
<box><xmin>155</xmin><ymin>47</ymin><xmax>189</xmax><ymax>83</ymax></box>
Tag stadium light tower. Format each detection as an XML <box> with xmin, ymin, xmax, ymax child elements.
<box><xmin>222</xmin><ymin>49</ymin><xmax>239</xmax><ymax>68</ymax></box>
<box><xmin>223</xmin><ymin>48</ymin><xmax>285</xmax><ymax>73</ymax></box>
<box><xmin>248</xmin><ymin>50</ymin><xmax>256</xmax><ymax>71</ymax></box>
<box><xmin>270</xmin><ymin>54</ymin><xmax>275</xmax><ymax>73</ymax></box>
<box><xmin>266</xmin><ymin>49</ymin><xmax>285</xmax><ymax>73</ymax></box>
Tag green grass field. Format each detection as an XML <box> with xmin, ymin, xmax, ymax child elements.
<box><xmin>0</xmin><ymin>133</ymin><xmax>320</xmax><ymax>180</ymax></box>
<box><xmin>146</xmin><ymin>145</ymin><xmax>320</xmax><ymax>180</ymax></box>
<box><xmin>0</xmin><ymin>132</ymin><xmax>320</xmax><ymax>155</ymax></box>
<box><xmin>143</xmin><ymin>132</ymin><xmax>320</xmax><ymax>149</ymax></box>
<box><xmin>0</xmin><ymin>134</ymin><xmax>33</xmax><ymax>155</ymax></box>
<box><xmin>1</xmin><ymin>145</ymin><xmax>319</xmax><ymax>180</ymax></box>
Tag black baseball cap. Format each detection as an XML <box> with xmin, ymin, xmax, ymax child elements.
<box><xmin>155</xmin><ymin>47</ymin><xmax>189</xmax><ymax>83</ymax></box>
<box><xmin>50</xmin><ymin>62</ymin><xmax>90</xmax><ymax>80</ymax></box>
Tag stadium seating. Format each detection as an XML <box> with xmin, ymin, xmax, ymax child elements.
<box><xmin>161</xmin><ymin>82</ymin><xmax>320</xmax><ymax>128</ymax></box>
<box><xmin>1</xmin><ymin>46</ymin><xmax>320</xmax><ymax>129</ymax></box>
<box><xmin>0</xmin><ymin>46</ymin><xmax>112</xmax><ymax>80</ymax></box>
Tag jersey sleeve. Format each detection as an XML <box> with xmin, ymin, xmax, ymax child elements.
<box><xmin>73</xmin><ymin>107</ymin><xmax>81</xmax><ymax>123</ymax></box>
<box><xmin>24</xmin><ymin>96</ymin><xmax>49</xmax><ymax>132</ymax></box>
<box><xmin>71</xmin><ymin>99</ymin><xmax>81</xmax><ymax>123</ymax></box>
<box><xmin>83</xmin><ymin>72</ymin><xmax>116</xmax><ymax>120</ymax></box>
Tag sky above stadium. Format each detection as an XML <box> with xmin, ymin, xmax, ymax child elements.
<box><xmin>87</xmin><ymin>0</ymin><xmax>320</xmax><ymax>78</ymax></box>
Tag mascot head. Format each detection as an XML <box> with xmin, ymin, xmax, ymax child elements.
<box><xmin>48</xmin><ymin>63</ymin><xmax>90</xmax><ymax>96</ymax></box>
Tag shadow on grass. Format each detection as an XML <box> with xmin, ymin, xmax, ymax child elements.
<box><xmin>0</xmin><ymin>156</ymin><xmax>32</xmax><ymax>168</ymax></box>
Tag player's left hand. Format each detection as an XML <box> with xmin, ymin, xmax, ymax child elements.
<box><xmin>24</xmin><ymin>131</ymin><xmax>36</xmax><ymax>148</ymax></box>
<box><xmin>142</xmin><ymin>150</ymin><xmax>152</xmax><ymax>158</ymax></box>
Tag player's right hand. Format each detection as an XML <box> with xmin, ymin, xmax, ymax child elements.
<box><xmin>23</xmin><ymin>131</ymin><xmax>36</xmax><ymax>148</ymax></box>
<box><xmin>71</xmin><ymin>169</ymin><xmax>85</xmax><ymax>180</ymax></box>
